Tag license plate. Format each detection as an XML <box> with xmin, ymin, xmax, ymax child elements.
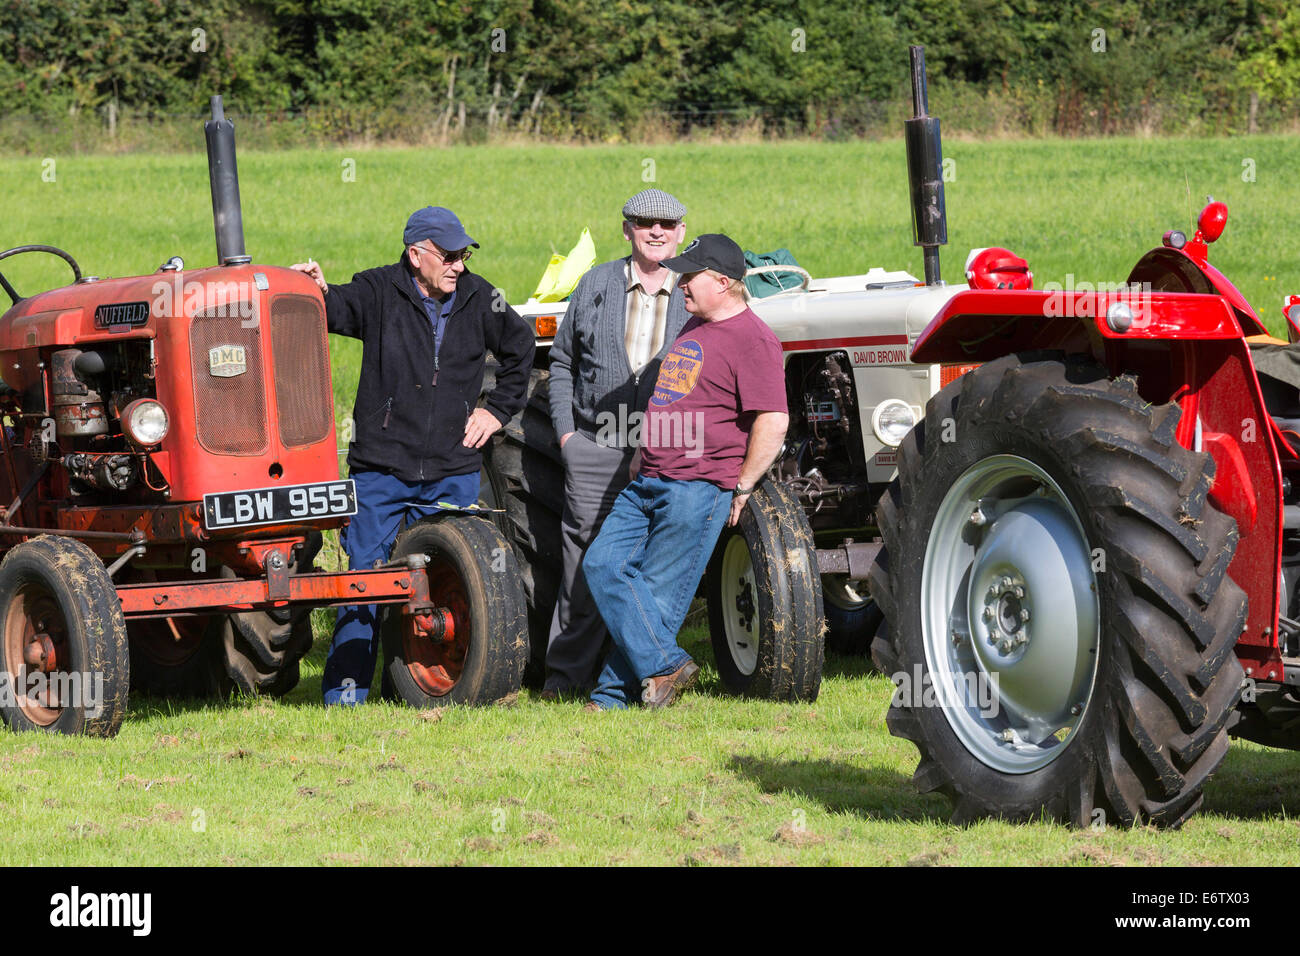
<box><xmin>203</xmin><ymin>479</ymin><xmax>357</xmax><ymax>531</ymax></box>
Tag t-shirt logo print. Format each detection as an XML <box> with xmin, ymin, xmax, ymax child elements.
<box><xmin>651</xmin><ymin>339</ymin><xmax>703</xmax><ymax>406</ymax></box>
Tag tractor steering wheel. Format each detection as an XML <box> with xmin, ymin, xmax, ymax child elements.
<box><xmin>0</xmin><ymin>245</ymin><xmax>84</xmax><ymax>305</ymax></box>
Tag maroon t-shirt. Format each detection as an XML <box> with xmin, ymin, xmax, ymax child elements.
<box><xmin>639</xmin><ymin>307</ymin><xmax>787</xmax><ymax>488</ymax></box>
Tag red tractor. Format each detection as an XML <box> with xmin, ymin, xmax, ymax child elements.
<box><xmin>871</xmin><ymin>194</ymin><xmax>1300</xmax><ymax>827</ymax></box>
<box><xmin>0</xmin><ymin>98</ymin><xmax>525</xmax><ymax>736</ymax></box>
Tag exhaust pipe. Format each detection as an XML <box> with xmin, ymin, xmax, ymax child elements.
<box><xmin>904</xmin><ymin>46</ymin><xmax>947</xmax><ymax>286</ymax></box>
<box><xmin>204</xmin><ymin>95</ymin><xmax>250</xmax><ymax>266</ymax></box>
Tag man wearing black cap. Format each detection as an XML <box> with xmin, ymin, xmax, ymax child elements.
<box><xmin>542</xmin><ymin>188</ymin><xmax>691</xmax><ymax>700</ymax></box>
<box><xmin>582</xmin><ymin>234</ymin><xmax>789</xmax><ymax>710</ymax></box>
<box><xmin>292</xmin><ymin>206</ymin><xmax>534</xmax><ymax>705</ymax></box>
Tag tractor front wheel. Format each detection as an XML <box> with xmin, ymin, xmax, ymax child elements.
<box><xmin>380</xmin><ymin>513</ymin><xmax>527</xmax><ymax>708</ymax></box>
<box><xmin>870</xmin><ymin>353</ymin><xmax>1245</xmax><ymax>827</ymax></box>
<box><xmin>0</xmin><ymin>535</ymin><xmax>129</xmax><ymax>736</ymax></box>
<box><xmin>706</xmin><ymin>481</ymin><xmax>824</xmax><ymax>701</ymax></box>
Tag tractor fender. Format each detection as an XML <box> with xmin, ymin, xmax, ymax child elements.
<box><xmin>911</xmin><ymin>286</ymin><xmax>1243</xmax><ymax>366</ymax></box>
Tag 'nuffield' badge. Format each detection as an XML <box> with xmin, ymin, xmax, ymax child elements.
<box><xmin>209</xmin><ymin>345</ymin><xmax>247</xmax><ymax>377</ymax></box>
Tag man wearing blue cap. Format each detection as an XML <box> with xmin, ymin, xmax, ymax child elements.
<box><xmin>292</xmin><ymin>206</ymin><xmax>534</xmax><ymax>705</ymax></box>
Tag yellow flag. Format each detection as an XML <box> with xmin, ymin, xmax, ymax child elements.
<box><xmin>531</xmin><ymin>228</ymin><xmax>597</xmax><ymax>303</ymax></box>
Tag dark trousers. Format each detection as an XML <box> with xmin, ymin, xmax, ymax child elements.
<box><xmin>323</xmin><ymin>469</ymin><xmax>479</xmax><ymax>705</ymax></box>
<box><xmin>544</xmin><ymin>432</ymin><xmax>634</xmax><ymax>693</ymax></box>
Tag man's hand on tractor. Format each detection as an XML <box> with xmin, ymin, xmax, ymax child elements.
<box><xmin>291</xmin><ymin>259</ymin><xmax>328</xmax><ymax>293</ymax></box>
<box><xmin>463</xmin><ymin>407</ymin><xmax>503</xmax><ymax>448</ymax></box>
<box><xmin>728</xmin><ymin>489</ymin><xmax>752</xmax><ymax>527</ymax></box>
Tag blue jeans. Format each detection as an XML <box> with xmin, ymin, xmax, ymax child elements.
<box><xmin>584</xmin><ymin>474</ymin><xmax>731</xmax><ymax>709</ymax></box>
<box><xmin>323</xmin><ymin>469</ymin><xmax>480</xmax><ymax>705</ymax></box>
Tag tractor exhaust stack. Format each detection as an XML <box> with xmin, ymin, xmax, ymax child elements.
<box><xmin>204</xmin><ymin>95</ymin><xmax>250</xmax><ymax>266</ymax></box>
<box><xmin>904</xmin><ymin>46</ymin><xmax>947</xmax><ymax>286</ymax></box>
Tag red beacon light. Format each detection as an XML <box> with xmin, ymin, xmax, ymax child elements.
<box><xmin>1182</xmin><ymin>197</ymin><xmax>1228</xmax><ymax>262</ymax></box>
<box><xmin>964</xmin><ymin>246</ymin><xmax>1033</xmax><ymax>290</ymax></box>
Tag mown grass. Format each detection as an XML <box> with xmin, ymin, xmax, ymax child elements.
<box><xmin>6</xmin><ymin>625</ymin><xmax>1300</xmax><ymax>867</ymax></box>
<box><xmin>2</xmin><ymin>137</ymin><xmax>1300</xmax><ymax>864</ymax></box>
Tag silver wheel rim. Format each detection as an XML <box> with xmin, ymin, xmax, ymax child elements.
<box><xmin>823</xmin><ymin>576</ymin><xmax>869</xmax><ymax>611</ymax></box>
<box><xmin>921</xmin><ymin>455</ymin><xmax>1100</xmax><ymax>774</ymax></box>
<box><xmin>719</xmin><ymin>535</ymin><xmax>760</xmax><ymax>676</ymax></box>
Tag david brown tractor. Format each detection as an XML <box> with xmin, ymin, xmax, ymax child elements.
<box><xmin>493</xmin><ymin>47</ymin><xmax>979</xmax><ymax>701</ymax></box>
<box><xmin>868</xmin><ymin>187</ymin><xmax>1300</xmax><ymax>828</ymax></box>
<box><xmin>0</xmin><ymin>98</ymin><xmax>526</xmax><ymax>736</ymax></box>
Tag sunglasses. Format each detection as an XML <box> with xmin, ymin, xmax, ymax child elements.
<box><xmin>627</xmin><ymin>217</ymin><xmax>681</xmax><ymax>230</ymax></box>
<box><xmin>418</xmin><ymin>243</ymin><xmax>473</xmax><ymax>264</ymax></box>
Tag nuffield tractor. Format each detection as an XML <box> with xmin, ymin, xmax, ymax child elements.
<box><xmin>0</xmin><ymin>98</ymin><xmax>525</xmax><ymax>736</ymax></box>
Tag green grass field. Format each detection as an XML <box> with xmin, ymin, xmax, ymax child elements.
<box><xmin>2</xmin><ymin>136</ymin><xmax>1300</xmax><ymax>865</ymax></box>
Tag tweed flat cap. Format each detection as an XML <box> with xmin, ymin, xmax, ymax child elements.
<box><xmin>622</xmin><ymin>188</ymin><xmax>686</xmax><ymax>221</ymax></box>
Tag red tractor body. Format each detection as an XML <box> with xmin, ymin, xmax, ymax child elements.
<box><xmin>872</xmin><ymin>196</ymin><xmax>1300</xmax><ymax>827</ymax></box>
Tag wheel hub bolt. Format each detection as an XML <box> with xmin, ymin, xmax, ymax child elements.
<box><xmin>1000</xmin><ymin>729</ymin><xmax>1015</xmax><ymax>742</ymax></box>
<box><xmin>969</xmin><ymin>508</ymin><xmax>987</xmax><ymax>526</ymax></box>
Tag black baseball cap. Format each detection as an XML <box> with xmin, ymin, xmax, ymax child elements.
<box><xmin>662</xmin><ymin>233</ymin><xmax>745</xmax><ymax>280</ymax></box>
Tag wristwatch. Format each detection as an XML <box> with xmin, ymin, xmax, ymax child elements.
<box><xmin>733</xmin><ymin>483</ymin><xmax>756</xmax><ymax>496</ymax></box>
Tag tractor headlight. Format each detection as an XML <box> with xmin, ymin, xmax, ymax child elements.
<box><xmin>872</xmin><ymin>400</ymin><xmax>917</xmax><ymax>447</ymax></box>
<box><xmin>122</xmin><ymin>399</ymin><xmax>169</xmax><ymax>446</ymax></box>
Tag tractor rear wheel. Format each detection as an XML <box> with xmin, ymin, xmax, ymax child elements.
<box><xmin>129</xmin><ymin>532</ymin><xmax>321</xmax><ymax>699</ymax></box>
<box><xmin>481</xmin><ymin>367</ymin><xmax>564</xmax><ymax>684</ymax></box>
<box><xmin>869</xmin><ymin>353</ymin><xmax>1245</xmax><ymax>827</ymax></box>
<box><xmin>129</xmin><ymin>612</ymin><xmax>229</xmax><ymax>699</ymax></box>
<box><xmin>822</xmin><ymin>576</ymin><xmax>883</xmax><ymax>657</ymax></box>
<box><xmin>380</xmin><ymin>513</ymin><xmax>527</xmax><ymax>708</ymax></box>
<box><xmin>706</xmin><ymin>481</ymin><xmax>824</xmax><ymax>701</ymax></box>
<box><xmin>0</xmin><ymin>535</ymin><xmax>129</xmax><ymax>736</ymax></box>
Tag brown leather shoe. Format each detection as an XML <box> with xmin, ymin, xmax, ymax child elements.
<box><xmin>640</xmin><ymin>660</ymin><xmax>700</xmax><ymax>709</ymax></box>
<box><xmin>582</xmin><ymin>701</ymin><xmax>604</xmax><ymax>713</ymax></box>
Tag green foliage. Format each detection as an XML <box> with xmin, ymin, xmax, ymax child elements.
<box><xmin>0</xmin><ymin>0</ymin><xmax>1295</xmax><ymax>144</ymax></box>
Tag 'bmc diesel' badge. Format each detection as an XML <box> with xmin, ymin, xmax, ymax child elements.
<box><xmin>208</xmin><ymin>345</ymin><xmax>247</xmax><ymax>378</ymax></box>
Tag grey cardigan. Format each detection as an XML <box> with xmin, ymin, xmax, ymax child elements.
<box><xmin>548</xmin><ymin>257</ymin><xmax>690</xmax><ymax>445</ymax></box>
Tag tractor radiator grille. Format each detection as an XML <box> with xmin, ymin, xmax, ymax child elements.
<box><xmin>190</xmin><ymin>306</ymin><xmax>268</xmax><ymax>455</ymax></box>
<box><xmin>270</xmin><ymin>294</ymin><xmax>332</xmax><ymax>447</ymax></box>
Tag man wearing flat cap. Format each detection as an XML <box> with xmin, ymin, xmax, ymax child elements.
<box><xmin>293</xmin><ymin>206</ymin><xmax>534</xmax><ymax>705</ymax></box>
<box><xmin>542</xmin><ymin>188</ymin><xmax>691</xmax><ymax>700</ymax></box>
<box><xmin>583</xmin><ymin>233</ymin><xmax>789</xmax><ymax>710</ymax></box>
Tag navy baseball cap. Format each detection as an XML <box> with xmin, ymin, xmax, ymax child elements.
<box><xmin>403</xmin><ymin>206</ymin><xmax>479</xmax><ymax>250</ymax></box>
<box><xmin>662</xmin><ymin>234</ymin><xmax>745</xmax><ymax>280</ymax></box>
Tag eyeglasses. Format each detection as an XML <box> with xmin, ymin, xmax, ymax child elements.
<box><xmin>418</xmin><ymin>243</ymin><xmax>473</xmax><ymax>264</ymax></box>
<box><xmin>627</xmin><ymin>217</ymin><xmax>681</xmax><ymax>230</ymax></box>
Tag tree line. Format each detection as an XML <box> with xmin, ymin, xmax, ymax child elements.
<box><xmin>1</xmin><ymin>0</ymin><xmax>1297</xmax><ymax>146</ymax></box>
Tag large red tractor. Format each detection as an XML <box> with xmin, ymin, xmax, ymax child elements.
<box><xmin>871</xmin><ymin>195</ymin><xmax>1300</xmax><ymax>828</ymax></box>
<box><xmin>0</xmin><ymin>98</ymin><xmax>525</xmax><ymax>736</ymax></box>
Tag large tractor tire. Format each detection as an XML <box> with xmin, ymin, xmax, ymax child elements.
<box><xmin>869</xmin><ymin>352</ymin><xmax>1246</xmax><ymax>828</ymax></box>
<box><xmin>481</xmin><ymin>367</ymin><xmax>564</xmax><ymax>683</ymax></box>
<box><xmin>129</xmin><ymin>532</ymin><xmax>321</xmax><ymax>699</ymax></box>
<box><xmin>0</xmin><ymin>535</ymin><xmax>129</xmax><ymax>736</ymax></box>
<box><xmin>706</xmin><ymin>480</ymin><xmax>824</xmax><ymax>701</ymax></box>
<box><xmin>380</xmin><ymin>512</ymin><xmax>528</xmax><ymax>708</ymax></box>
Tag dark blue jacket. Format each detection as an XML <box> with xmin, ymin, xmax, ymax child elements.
<box><xmin>325</xmin><ymin>258</ymin><xmax>534</xmax><ymax>482</ymax></box>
